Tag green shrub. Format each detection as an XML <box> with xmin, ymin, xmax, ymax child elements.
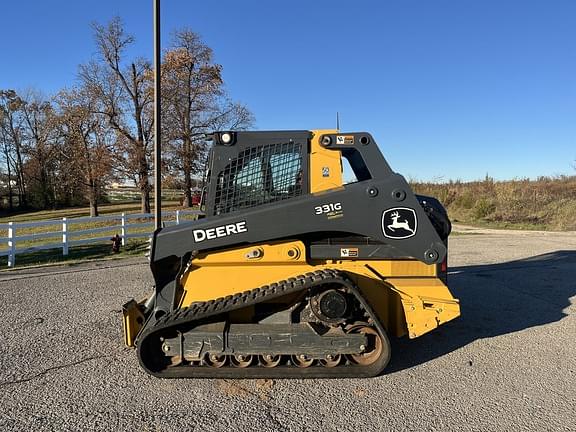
<box><xmin>410</xmin><ymin>175</ymin><xmax>576</xmax><ymax>230</ymax></box>
<box><xmin>473</xmin><ymin>198</ymin><xmax>496</xmax><ymax>219</ymax></box>
<box><xmin>455</xmin><ymin>191</ymin><xmax>476</xmax><ymax>209</ymax></box>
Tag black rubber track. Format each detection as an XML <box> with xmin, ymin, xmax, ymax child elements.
<box><xmin>137</xmin><ymin>269</ymin><xmax>392</xmax><ymax>378</ymax></box>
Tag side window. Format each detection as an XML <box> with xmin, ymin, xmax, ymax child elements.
<box><xmin>235</xmin><ymin>157</ymin><xmax>264</xmax><ymax>190</ymax></box>
<box><xmin>341</xmin><ymin>155</ymin><xmax>358</xmax><ymax>185</ymax></box>
<box><xmin>270</xmin><ymin>152</ymin><xmax>302</xmax><ymax>194</ymax></box>
<box><xmin>214</xmin><ymin>142</ymin><xmax>303</xmax><ymax>214</ymax></box>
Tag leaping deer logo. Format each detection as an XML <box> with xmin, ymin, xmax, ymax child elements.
<box><xmin>387</xmin><ymin>210</ymin><xmax>415</xmax><ymax>234</ymax></box>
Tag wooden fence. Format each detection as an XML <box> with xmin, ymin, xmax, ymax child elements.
<box><xmin>0</xmin><ymin>210</ymin><xmax>201</xmax><ymax>267</ymax></box>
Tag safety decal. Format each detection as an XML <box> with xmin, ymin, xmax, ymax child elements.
<box><xmin>336</xmin><ymin>135</ymin><xmax>354</xmax><ymax>145</ymax></box>
<box><xmin>340</xmin><ymin>248</ymin><xmax>359</xmax><ymax>258</ymax></box>
<box><xmin>382</xmin><ymin>208</ymin><xmax>417</xmax><ymax>239</ymax></box>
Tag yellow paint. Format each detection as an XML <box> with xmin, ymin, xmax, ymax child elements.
<box><xmin>178</xmin><ymin>240</ymin><xmax>311</xmax><ymax>304</ymax></box>
<box><xmin>384</xmin><ymin>278</ymin><xmax>460</xmax><ymax>338</ymax></box>
<box><xmin>122</xmin><ymin>299</ymin><xmax>145</xmax><ymax>347</ymax></box>
<box><xmin>309</xmin><ymin>129</ymin><xmax>343</xmax><ymax>193</ymax></box>
<box><xmin>177</xmin><ymin>240</ymin><xmax>460</xmax><ymax>340</ymax></box>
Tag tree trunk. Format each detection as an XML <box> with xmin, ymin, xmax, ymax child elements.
<box><xmin>141</xmin><ymin>186</ymin><xmax>151</xmax><ymax>214</ymax></box>
<box><xmin>89</xmin><ymin>199</ymin><xmax>99</xmax><ymax>217</ymax></box>
<box><xmin>51</xmin><ymin>176</ymin><xmax>58</xmax><ymax>210</ymax></box>
<box><xmin>89</xmin><ymin>180</ymin><xmax>99</xmax><ymax>217</ymax></box>
<box><xmin>7</xmin><ymin>181</ymin><xmax>13</xmax><ymax>212</ymax></box>
<box><xmin>136</xmin><ymin>134</ymin><xmax>151</xmax><ymax>214</ymax></box>
<box><xmin>8</xmin><ymin>120</ymin><xmax>27</xmax><ymax>208</ymax></box>
<box><xmin>14</xmin><ymin>145</ymin><xmax>27</xmax><ymax>208</ymax></box>
<box><xmin>138</xmin><ymin>152</ymin><xmax>151</xmax><ymax>212</ymax></box>
<box><xmin>40</xmin><ymin>166</ymin><xmax>51</xmax><ymax>209</ymax></box>
<box><xmin>139</xmin><ymin>168</ymin><xmax>151</xmax><ymax>214</ymax></box>
<box><xmin>183</xmin><ymin>176</ymin><xmax>192</xmax><ymax>207</ymax></box>
<box><xmin>17</xmin><ymin>171</ymin><xmax>27</xmax><ymax>209</ymax></box>
<box><xmin>183</xmin><ymin>154</ymin><xmax>192</xmax><ymax>207</ymax></box>
<box><xmin>3</xmin><ymin>146</ymin><xmax>13</xmax><ymax>211</ymax></box>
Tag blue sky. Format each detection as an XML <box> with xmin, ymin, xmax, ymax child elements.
<box><xmin>1</xmin><ymin>0</ymin><xmax>575</xmax><ymax>181</ymax></box>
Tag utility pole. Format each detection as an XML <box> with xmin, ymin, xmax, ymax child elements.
<box><xmin>153</xmin><ymin>0</ymin><xmax>162</xmax><ymax>230</ymax></box>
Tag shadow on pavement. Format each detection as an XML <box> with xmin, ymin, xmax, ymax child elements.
<box><xmin>388</xmin><ymin>250</ymin><xmax>576</xmax><ymax>372</ymax></box>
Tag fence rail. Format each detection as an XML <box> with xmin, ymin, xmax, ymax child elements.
<box><xmin>0</xmin><ymin>210</ymin><xmax>201</xmax><ymax>267</ymax></box>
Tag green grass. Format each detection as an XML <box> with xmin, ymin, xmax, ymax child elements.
<box><xmin>0</xmin><ymin>201</ymin><xmax>201</xmax><ymax>269</ymax></box>
<box><xmin>0</xmin><ymin>200</ymin><xmax>183</xmax><ymax>223</ymax></box>
<box><xmin>0</xmin><ymin>239</ymin><xmax>149</xmax><ymax>270</ymax></box>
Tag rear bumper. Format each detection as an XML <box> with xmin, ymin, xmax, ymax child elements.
<box><xmin>386</xmin><ymin>278</ymin><xmax>460</xmax><ymax>338</ymax></box>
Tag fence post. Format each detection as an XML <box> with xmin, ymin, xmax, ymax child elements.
<box><xmin>176</xmin><ymin>210</ymin><xmax>180</xmax><ymax>225</ymax></box>
<box><xmin>62</xmin><ymin>217</ymin><xmax>69</xmax><ymax>256</ymax></box>
<box><xmin>8</xmin><ymin>222</ymin><xmax>15</xmax><ymax>267</ymax></box>
<box><xmin>121</xmin><ymin>212</ymin><xmax>126</xmax><ymax>246</ymax></box>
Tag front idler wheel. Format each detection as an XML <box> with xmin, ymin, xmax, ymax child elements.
<box><xmin>346</xmin><ymin>326</ymin><xmax>384</xmax><ymax>366</ymax></box>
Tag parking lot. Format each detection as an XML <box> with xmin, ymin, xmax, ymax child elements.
<box><xmin>0</xmin><ymin>227</ymin><xmax>575</xmax><ymax>431</ymax></box>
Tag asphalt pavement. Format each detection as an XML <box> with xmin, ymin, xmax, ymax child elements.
<box><xmin>0</xmin><ymin>227</ymin><xmax>575</xmax><ymax>431</ymax></box>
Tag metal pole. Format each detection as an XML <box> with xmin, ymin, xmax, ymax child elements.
<box><xmin>153</xmin><ymin>0</ymin><xmax>162</xmax><ymax>230</ymax></box>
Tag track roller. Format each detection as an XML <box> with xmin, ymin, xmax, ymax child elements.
<box><xmin>291</xmin><ymin>354</ymin><xmax>314</xmax><ymax>368</ymax></box>
<box><xmin>259</xmin><ymin>354</ymin><xmax>281</xmax><ymax>368</ymax></box>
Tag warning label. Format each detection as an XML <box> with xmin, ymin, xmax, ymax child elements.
<box><xmin>340</xmin><ymin>248</ymin><xmax>359</xmax><ymax>258</ymax></box>
<box><xmin>336</xmin><ymin>135</ymin><xmax>354</xmax><ymax>145</ymax></box>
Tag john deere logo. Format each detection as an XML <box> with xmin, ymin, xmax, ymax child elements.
<box><xmin>382</xmin><ymin>208</ymin><xmax>417</xmax><ymax>239</ymax></box>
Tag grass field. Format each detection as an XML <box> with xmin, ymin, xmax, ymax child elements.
<box><xmin>0</xmin><ymin>201</ymin><xmax>182</xmax><ymax>223</ymax></box>
<box><xmin>411</xmin><ymin>175</ymin><xmax>576</xmax><ymax>231</ymax></box>
<box><xmin>4</xmin><ymin>240</ymin><xmax>150</xmax><ymax>269</ymax></box>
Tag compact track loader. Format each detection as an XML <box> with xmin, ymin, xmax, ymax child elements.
<box><xmin>123</xmin><ymin>130</ymin><xmax>460</xmax><ymax>378</ymax></box>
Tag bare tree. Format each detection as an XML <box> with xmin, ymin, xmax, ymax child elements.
<box><xmin>19</xmin><ymin>91</ymin><xmax>60</xmax><ymax>209</ymax></box>
<box><xmin>0</xmin><ymin>124</ymin><xmax>14</xmax><ymax>210</ymax></box>
<box><xmin>57</xmin><ymin>87</ymin><xmax>114</xmax><ymax>216</ymax></box>
<box><xmin>0</xmin><ymin>90</ymin><xmax>28</xmax><ymax>208</ymax></box>
<box><xmin>79</xmin><ymin>17</ymin><xmax>154</xmax><ymax>213</ymax></box>
<box><xmin>0</xmin><ymin>22</ymin><xmax>254</xmax><ymax>214</ymax></box>
<box><xmin>162</xmin><ymin>29</ymin><xmax>254</xmax><ymax>207</ymax></box>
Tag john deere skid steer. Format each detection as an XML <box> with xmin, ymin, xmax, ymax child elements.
<box><xmin>123</xmin><ymin>130</ymin><xmax>459</xmax><ymax>378</ymax></box>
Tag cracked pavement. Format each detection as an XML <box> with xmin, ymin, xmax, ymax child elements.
<box><xmin>0</xmin><ymin>230</ymin><xmax>575</xmax><ymax>431</ymax></box>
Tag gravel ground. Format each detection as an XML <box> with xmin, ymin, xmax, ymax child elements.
<box><xmin>0</xmin><ymin>228</ymin><xmax>575</xmax><ymax>431</ymax></box>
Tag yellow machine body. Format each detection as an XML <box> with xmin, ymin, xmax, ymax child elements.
<box><xmin>176</xmin><ymin>240</ymin><xmax>459</xmax><ymax>340</ymax></box>
<box><xmin>123</xmin><ymin>130</ymin><xmax>460</xmax><ymax>350</ymax></box>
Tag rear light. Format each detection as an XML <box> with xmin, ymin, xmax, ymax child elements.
<box><xmin>441</xmin><ymin>258</ymin><xmax>447</xmax><ymax>273</ymax></box>
<box><xmin>438</xmin><ymin>256</ymin><xmax>448</xmax><ymax>284</ymax></box>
